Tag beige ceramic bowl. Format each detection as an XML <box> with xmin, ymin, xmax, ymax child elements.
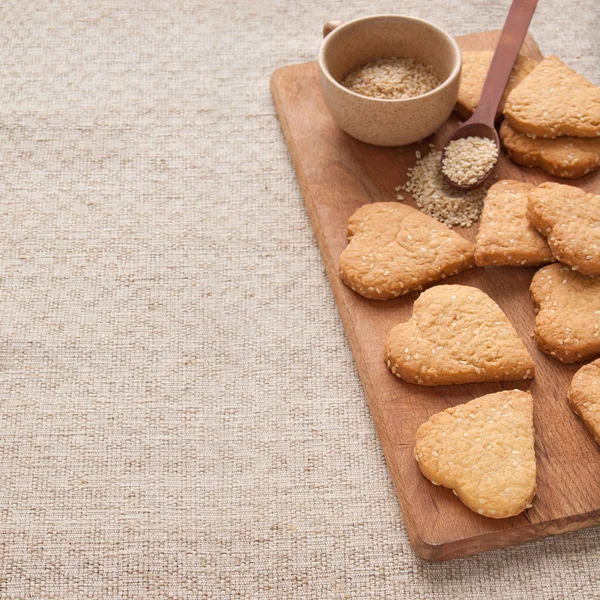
<box><xmin>319</xmin><ymin>15</ymin><xmax>462</xmax><ymax>146</ymax></box>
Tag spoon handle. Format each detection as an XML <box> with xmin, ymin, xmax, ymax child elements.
<box><xmin>472</xmin><ymin>0</ymin><xmax>538</xmax><ymax>125</ymax></box>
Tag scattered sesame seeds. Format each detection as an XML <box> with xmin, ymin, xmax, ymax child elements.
<box><xmin>399</xmin><ymin>150</ymin><xmax>490</xmax><ymax>227</ymax></box>
<box><xmin>442</xmin><ymin>136</ymin><xmax>499</xmax><ymax>186</ymax></box>
<box><xmin>341</xmin><ymin>57</ymin><xmax>441</xmax><ymax>100</ymax></box>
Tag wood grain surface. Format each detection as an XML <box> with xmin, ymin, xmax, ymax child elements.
<box><xmin>271</xmin><ymin>30</ymin><xmax>600</xmax><ymax>561</ymax></box>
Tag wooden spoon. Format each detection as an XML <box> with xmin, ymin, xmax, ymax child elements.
<box><xmin>442</xmin><ymin>0</ymin><xmax>538</xmax><ymax>190</ymax></box>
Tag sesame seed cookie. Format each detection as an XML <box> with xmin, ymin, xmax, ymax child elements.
<box><xmin>527</xmin><ymin>182</ymin><xmax>600</xmax><ymax>276</ymax></box>
<box><xmin>384</xmin><ymin>285</ymin><xmax>535</xmax><ymax>385</ymax></box>
<box><xmin>456</xmin><ymin>51</ymin><xmax>537</xmax><ymax>120</ymax></box>
<box><xmin>415</xmin><ymin>390</ymin><xmax>536</xmax><ymax>519</ymax></box>
<box><xmin>568</xmin><ymin>358</ymin><xmax>600</xmax><ymax>446</ymax></box>
<box><xmin>499</xmin><ymin>120</ymin><xmax>600</xmax><ymax>179</ymax></box>
<box><xmin>530</xmin><ymin>264</ymin><xmax>600</xmax><ymax>363</ymax></box>
<box><xmin>339</xmin><ymin>202</ymin><xmax>474</xmax><ymax>300</ymax></box>
<box><xmin>504</xmin><ymin>56</ymin><xmax>600</xmax><ymax>139</ymax></box>
<box><xmin>474</xmin><ymin>180</ymin><xmax>554</xmax><ymax>267</ymax></box>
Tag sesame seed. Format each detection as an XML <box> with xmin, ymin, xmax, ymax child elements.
<box><xmin>442</xmin><ymin>136</ymin><xmax>499</xmax><ymax>186</ymax></box>
<box><xmin>398</xmin><ymin>150</ymin><xmax>489</xmax><ymax>227</ymax></box>
<box><xmin>341</xmin><ymin>57</ymin><xmax>441</xmax><ymax>100</ymax></box>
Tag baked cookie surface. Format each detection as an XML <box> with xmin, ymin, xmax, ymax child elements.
<box><xmin>456</xmin><ymin>51</ymin><xmax>537</xmax><ymax>119</ymax></box>
<box><xmin>527</xmin><ymin>182</ymin><xmax>600</xmax><ymax>276</ymax></box>
<box><xmin>530</xmin><ymin>264</ymin><xmax>600</xmax><ymax>363</ymax></box>
<box><xmin>385</xmin><ymin>284</ymin><xmax>535</xmax><ymax>385</ymax></box>
<box><xmin>339</xmin><ymin>202</ymin><xmax>474</xmax><ymax>300</ymax></box>
<box><xmin>474</xmin><ymin>180</ymin><xmax>554</xmax><ymax>267</ymax></box>
<box><xmin>568</xmin><ymin>358</ymin><xmax>600</xmax><ymax>446</ymax></box>
<box><xmin>504</xmin><ymin>56</ymin><xmax>600</xmax><ymax>138</ymax></box>
<box><xmin>499</xmin><ymin>120</ymin><xmax>600</xmax><ymax>179</ymax></box>
<box><xmin>415</xmin><ymin>390</ymin><xmax>536</xmax><ymax>519</ymax></box>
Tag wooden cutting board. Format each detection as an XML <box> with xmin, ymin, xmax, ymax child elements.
<box><xmin>271</xmin><ymin>29</ymin><xmax>600</xmax><ymax>561</ymax></box>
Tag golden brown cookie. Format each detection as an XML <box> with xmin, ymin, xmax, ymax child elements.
<box><xmin>568</xmin><ymin>358</ymin><xmax>600</xmax><ymax>446</ymax></box>
<box><xmin>527</xmin><ymin>182</ymin><xmax>600</xmax><ymax>276</ymax></box>
<box><xmin>474</xmin><ymin>180</ymin><xmax>554</xmax><ymax>267</ymax></box>
<box><xmin>415</xmin><ymin>390</ymin><xmax>536</xmax><ymax>518</ymax></box>
<box><xmin>504</xmin><ymin>56</ymin><xmax>600</xmax><ymax>138</ymax></box>
<box><xmin>385</xmin><ymin>284</ymin><xmax>535</xmax><ymax>385</ymax></box>
<box><xmin>500</xmin><ymin>120</ymin><xmax>600</xmax><ymax>179</ymax></box>
<box><xmin>456</xmin><ymin>51</ymin><xmax>537</xmax><ymax>119</ymax></box>
<box><xmin>530</xmin><ymin>264</ymin><xmax>600</xmax><ymax>363</ymax></box>
<box><xmin>339</xmin><ymin>202</ymin><xmax>474</xmax><ymax>300</ymax></box>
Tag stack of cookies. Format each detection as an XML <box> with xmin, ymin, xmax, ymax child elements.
<box><xmin>457</xmin><ymin>54</ymin><xmax>600</xmax><ymax>178</ymax></box>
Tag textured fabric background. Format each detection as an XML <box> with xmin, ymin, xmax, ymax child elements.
<box><xmin>0</xmin><ymin>1</ymin><xmax>599</xmax><ymax>598</ymax></box>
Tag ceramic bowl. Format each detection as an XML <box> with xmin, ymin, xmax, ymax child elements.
<box><xmin>318</xmin><ymin>15</ymin><xmax>461</xmax><ymax>146</ymax></box>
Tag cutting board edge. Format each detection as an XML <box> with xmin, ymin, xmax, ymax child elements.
<box><xmin>408</xmin><ymin>507</ymin><xmax>600</xmax><ymax>561</ymax></box>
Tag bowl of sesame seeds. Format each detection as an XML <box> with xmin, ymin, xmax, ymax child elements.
<box><xmin>318</xmin><ymin>15</ymin><xmax>462</xmax><ymax>146</ymax></box>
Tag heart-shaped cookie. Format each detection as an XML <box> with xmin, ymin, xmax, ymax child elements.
<box><xmin>504</xmin><ymin>56</ymin><xmax>600</xmax><ymax>138</ymax></box>
<box><xmin>528</xmin><ymin>182</ymin><xmax>600</xmax><ymax>276</ymax></box>
<box><xmin>385</xmin><ymin>284</ymin><xmax>535</xmax><ymax>385</ymax></box>
<box><xmin>500</xmin><ymin>120</ymin><xmax>600</xmax><ymax>179</ymax></box>
<box><xmin>456</xmin><ymin>51</ymin><xmax>537</xmax><ymax>119</ymax></box>
<box><xmin>474</xmin><ymin>180</ymin><xmax>554</xmax><ymax>267</ymax></box>
<box><xmin>568</xmin><ymin>358</ymin><xmax>600</xmax><ymax>446</ymax></box>
<box><xmin>339</xmin><ymin>202</ymin><xmax>474</xmax><ymax>300</ymax></box>
<box><xmin>415</xmin><ymin>390</ymin><xmax>537</xmax><ymax>518</ymax></box>
<box><xmin>530</xmin><ymin>263</ymin><xmax>600</xmax><ymax>363</ymax></box>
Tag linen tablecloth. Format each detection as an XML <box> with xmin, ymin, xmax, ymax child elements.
<box><xmin>0</xmin><ymin>0</ymin><xmax>599</xmax><ymax>597</ymax></box>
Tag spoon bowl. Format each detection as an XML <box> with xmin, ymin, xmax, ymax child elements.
<box><xmin>442</xmin><ymin>121</ymin><xmax>500</xmax><ymax>190</ymax></box>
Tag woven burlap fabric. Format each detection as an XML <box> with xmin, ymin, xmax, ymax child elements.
<box><xmin>0</xmin><ymin>0</ymin><xmax>598</xmax><ymax>598</ymax></box>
